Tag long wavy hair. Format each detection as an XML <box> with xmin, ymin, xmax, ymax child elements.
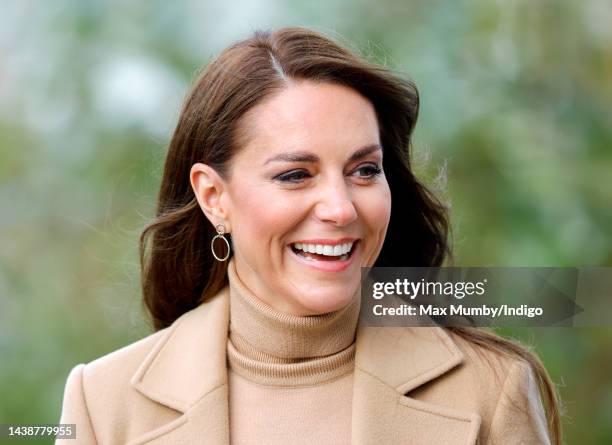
<box><xmin>139</xmin><ymin>27</ymin><xmax>562</xmax><ymax>444</ymax></box>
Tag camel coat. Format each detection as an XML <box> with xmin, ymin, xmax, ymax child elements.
<box><xmin>57</xmin><ymin>285</ymin><xmax>551</xmax><ymax>444</ymax></box>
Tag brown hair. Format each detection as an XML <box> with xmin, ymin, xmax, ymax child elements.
<box><xmin>139</xmin><ymin>27</ymin><xmax>561</xmax><ymax>444</ymax></box>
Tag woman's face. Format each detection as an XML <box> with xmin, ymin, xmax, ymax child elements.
<box><xmin>199</xmin><ymin>80</ymin><xmax>391</xmax><ymax>315</ymax></box>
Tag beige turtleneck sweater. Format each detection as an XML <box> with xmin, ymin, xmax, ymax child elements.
<box><xmin>225</xmin><ymin>259</ymin><xmax>361</xmax><ymax>445</ymax></box>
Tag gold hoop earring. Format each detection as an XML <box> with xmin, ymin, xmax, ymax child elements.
<box><xmin>211</xmin><ymin>224</ymin><xmax>230</xmax><ymax>262</ymax></box>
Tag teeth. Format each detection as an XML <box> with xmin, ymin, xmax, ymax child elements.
<box><xmin>292</xmin><ymin>242</ymin><xmax>354</xmax><ymax>257</ymax></box>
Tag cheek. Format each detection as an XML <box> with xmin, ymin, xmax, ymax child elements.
<box><xmin>231</xmin><ymin>185</ymin><xmax>305</xmax><ymax>248</ymax></box>
<box><xmin>356</xmin><ymin>184</ymin><xmax>391</xmax><ymax>267</ymax></box>
<box><xmin>359</xmin><ymin>183</ymin><xmax>392</xmax><ymax>233</ymax></box>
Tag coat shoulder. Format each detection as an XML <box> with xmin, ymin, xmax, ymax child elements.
<box><xmin>410</xmin><ymin>328</ymin><xmax>551</xmax><ymax>444</ymax></box>
<box><xmin>79</xmin><ymin>325</ymin><xmax>183</xmax><ymax>417</ymax></box>
<box><xmin>447</xmin><ymin>329</ymin><xmax>525</xmax><ymax>384</ymax></box>
<box><xmin>58</xmin><ymin>327</ymin><xmax>180</xmax><ymax>444</ymax></box>
<box><xmin>84</xmin><ymin>328</ymin><xmax>167</xmax><ymax>383</ymax></box>
<box><xmin>408</xmin><ymin>328</ymin><xmax>533</xmax><ymax>402</ymax></box>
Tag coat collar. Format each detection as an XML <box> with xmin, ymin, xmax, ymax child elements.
<box><xmin>128</xmin><ymin>286</ymin><xmax>481</xmax><ymax>444</ymax></box>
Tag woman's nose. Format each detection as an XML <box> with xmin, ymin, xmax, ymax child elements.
<box><xmin>313</xmin><ymin>180</ymin><xmax>358</xmax><ymax>226</ymax></box>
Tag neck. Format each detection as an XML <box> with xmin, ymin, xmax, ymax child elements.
<box><xmin>225</xmin><ymin>258</ymin><xmax>361</xmax><ymax>386</ymax></box>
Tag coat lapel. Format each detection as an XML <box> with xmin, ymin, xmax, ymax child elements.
<box><xmin>128</xmin><ymin>286</ymin><xmax>231</xmax><ymax>445</ymax></box>
<box><xmin>351</xmin><ymin>325</ymin><xmax>481</xmax><ymax>444</ymax></box>
<box><xmin>127</xmin><ymin>286</ymin><xmax>481</xmax><ymax>445</ymax></box>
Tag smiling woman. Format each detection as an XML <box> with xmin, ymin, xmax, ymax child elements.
<box><xmin>57</xmin><ymin>27</ymin><xmax>561</xmax><ymax>445</ymax></box>
<box><xmin>189</xmin><ymin>80</ymin><xmax>390</xmax><ymax>315</ymax></box>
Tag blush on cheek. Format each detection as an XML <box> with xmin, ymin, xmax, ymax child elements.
<box><xmin>377</xmin><ymin>188</ymin><xmax>392</xmax><ymax>223</ymax></box>
<box><xmin>363</xmin><ymin>188</ymin><xmax>391</xmax><ymax>265</ymax></box>
<box><xmin>361</xmin><ymin>187</ymin><xmax>391</xmax><ymax>223</ymax></box>
<box><xmin>234</xmin><ymin>190</ymin><xmax>298</xmax><ymax>249</ymax></box>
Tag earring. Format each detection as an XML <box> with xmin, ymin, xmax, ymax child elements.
<box><xmin>211</xmin><ymin>224</ymin><xmax>231</xmax><ymax>261</ymax></box>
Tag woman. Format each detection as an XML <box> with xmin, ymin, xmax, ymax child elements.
<box><xmin>58</xmin><ymin>27</ymin><xmax>561</xmax><ymax>444</ymax></box>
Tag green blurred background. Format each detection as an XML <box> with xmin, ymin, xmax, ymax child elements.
<box><xmin>1</xmin><ymin>0</ymin><xmax>611</xmax><ymax>443</ymax></box>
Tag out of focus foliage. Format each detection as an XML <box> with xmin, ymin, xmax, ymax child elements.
<box><xmin>1</xmin><ymin>0</ymin><xmax>611</xmax><ymax>443</ymax></box>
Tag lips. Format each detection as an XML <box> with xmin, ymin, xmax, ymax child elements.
<box><xmin>291</xmin><ymin>241</ymin><xmax>357</xmax><ymax>261</ymax></box>
<box><xmin>290</xmin><ymin>237</ymin><xmax>358</xmax><ymax>246</ymax></box>
<box><xmin>288</xmin><ymin>240</ymin><xmax>360</xmax><ymax>272</ymax></box>
<box><xmin>292</xmin><ymin>240</ymin><xmax>355</xmax><ymax>257</ymax></box>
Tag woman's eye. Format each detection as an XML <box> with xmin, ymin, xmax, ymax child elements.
<box><xmin>273</xmin><ymin>165</ymin><xmax>382</xmax><ymax>184</ymax></box>
<box><xmin>354</xmin><ymin>164</ymin><xmax>382</xmax><ymax>179</ymax></box>
<box><xmin>274</xmin><ymin>169</ymin><xmax>311</xmax><ymax>183</ymax></box>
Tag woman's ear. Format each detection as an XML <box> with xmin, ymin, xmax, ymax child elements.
<box><xmin>189</xmin><ymin>163</ymin><xmax>232</xmax><ymax>232</ymax></box>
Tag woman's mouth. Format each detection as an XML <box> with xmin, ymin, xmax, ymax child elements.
<box><xmin>289</xmin><ymin>240</ymin><xmax>359</xmax><ymax>262</ymax></box>
<box><xmin>288</xmin><ymin>239</ymin><xmax>360</xmax><ymax>273</ymax></box>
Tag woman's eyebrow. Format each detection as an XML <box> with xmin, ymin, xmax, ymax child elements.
<box><xmin>263</xmin><ymin>144</ymin><xmax>382</xmax><ymax>165</ymax></box>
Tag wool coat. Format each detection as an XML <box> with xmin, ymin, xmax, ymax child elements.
<box><xmin>57</xmin><ymin>285</ymin><xmax>551</xmax><ymax>444</ymax></box>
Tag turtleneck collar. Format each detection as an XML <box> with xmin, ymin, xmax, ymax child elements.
<box><xmin>226</xmin><ymin>258</ymin><xmax>361</xmax><ymax>386</ymax></box>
